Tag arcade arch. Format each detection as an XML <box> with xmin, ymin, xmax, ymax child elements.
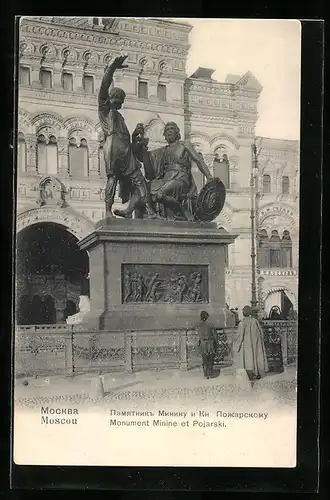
<box><xmin>262</xmin><ymin>286</ymin><xmax>297</xmax><ymax>319</ymax></box>
<box><xmin>16</xmin><ymin>208</ymin><xmax>94</xmax><ymax>325</ymax></box>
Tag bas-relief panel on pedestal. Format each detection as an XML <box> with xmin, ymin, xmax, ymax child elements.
<box><xmin>122</xmin><ymin>264</ymin><xmax>209</xmax><ymax>304</ymax></box>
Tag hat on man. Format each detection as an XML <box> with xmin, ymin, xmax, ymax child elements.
<box><xmin>200</xmin><ymin>310</ymin><xmax>209</xmax><ymax>321</ymax></box>
<box><xmin>242</xmin><ymin>305</ymin><xmax>252</xmax><ymax>317</ymax></box>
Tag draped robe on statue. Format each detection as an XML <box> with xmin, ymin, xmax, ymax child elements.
<box><xmin>233</xmin><ymin>317</ymin><xmax>269</xmax><ymax>378</ymax></box>
<box><xmin>143</xmin><ymin>142</ymin><xmax>198</xmax><ymax>207</ymax></box>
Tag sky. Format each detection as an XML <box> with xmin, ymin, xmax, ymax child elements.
<box><xmin>176</xmin><ymin>19</ymin><xmax>301</xmax><ymax>141</ymax></box>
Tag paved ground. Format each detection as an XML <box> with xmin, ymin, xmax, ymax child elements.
<box><xmin>14</xmin><ymin>365</ymin><xmax>297</xmax><ymax>409</ymax></box>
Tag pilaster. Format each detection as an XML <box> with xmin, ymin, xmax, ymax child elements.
<box><xmin>25</xmin><ymin>134</ymin><xmax>37</xmax><ymax>174</ymax></box>
<box><xmin>57</xmin><ymin>137</ymin><xmax>69</xmax><ymax>175</ymax></box>
<box><xmin>88</xmin><ymin>140</ymin><xmax>101</xmax><ymax>178</ymax></box>
<box><xmin>30</xmin><ymin>66</ymin><xmax>41</xmax><ymax>88</ymax></box>
<box><xmin>73</xmin><ymin>71</ymin><xmax>84</xmax><ymax>92</ymax></box>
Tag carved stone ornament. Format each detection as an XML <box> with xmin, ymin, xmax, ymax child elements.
<box><xmin>122</xmin><ymin>264</ymin><xmax>209</xmax><ymax>304</ymax></box>
<box><xmin>194</xmin><ymin>177</ymin><xmax>226</xmax><ymax>222</ymax></box>
<box><xmin>37</xmin><ymin>176</ymin><xmax>67</xmax><ymax>208</ymax></box>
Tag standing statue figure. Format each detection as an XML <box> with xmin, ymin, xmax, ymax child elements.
<box><xmin>98</xmin><ymin>55</ymin><xmax>157</xmax><ymax>219</ymax></box>
<box><xmin>116</xmin><ymin>122</ymin><xmax>213</xmax><ymax>221</ymax></box>
<box><xmin>189</xmin><ymin>271</ymin><xmax>203</xmax><ymax>302</ymax></box>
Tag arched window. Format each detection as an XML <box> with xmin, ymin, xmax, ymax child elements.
<box><xmin>213</xmin><ymin>148</ymin><xmax>230</xmax><ymax>188</ymax></box>
<box><xmin>99</xmin><ymin>141</ymin><xmax>106</xmax><ymax>178</ymax></box>
<box><xmin>30</xmin><ymin>295</ymin><xmax>44</xmax><ymax>324</ymax></box>
<box><xmin>47</xmin><ymin>135</ymin><xmax>58</xmax><ymax>175</ymax></box>
<box><xmin>62</xmin><ymin>72</ymin><xmax>73</xmax><ymax>91</ymax></box>
<box><xmin>80</xmin><ymin>139</ymin><xmax>89</xmax><ymax>177</ymax></box>
<box><xmin>282</xmin><ymin>176</ymin><xmax>290</xmax><ymax>194</ymax></box>
<box><xmin>18</xmin><ymin>132</ymin><xmax>26</xmax><ymax>172</ymax></box>
<box><xmin>39</xmin><ymin>69</ymin><xmax>52</xmax><ymax>89</ymax></box>
<box><xmin>42</xmin><ymin>295</ymin><xmax>56</xmax><ymax>324</ymax></box>
<box><xmin>263</xmin><ymin>174</ymin><xmax>271</xmax><ymax>193</ymax></box>
<box><xmin>69</xmin><ymin>137</ymin><xmax>89</xmax><ymax>177</ymax></box>
<box><xmin>281</xmin><ymin>230</ymin><xmax>292</xmax><ymax>267</ymax></box>
<box><xmin>258</xmin><ymin>229</ymin><xmax>270</xmax><ymax>268</ymax></box>
<box><xmin>69</xmin><ymin>137</ymin><xmax>79</xmax><ymax>177</ymax></box>
<box><xmin>37</xmin><ymin>134</ymin><xmax>47</xmax><ymax>174</ymax></box>
<box><xmin>36</xmin><ymin>134</ymin><xmax>58</xmax><ymax>175</ymax></box>
<box><xmin>269</xmin><ymin>230</ymin><xmax>281</xmax><ymax>268</ymax></box>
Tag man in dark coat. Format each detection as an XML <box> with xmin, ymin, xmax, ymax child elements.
<box><xmin>196</xmin><ymin>310</ymin><xmax>218</xmax><ymax>379</ymax></box>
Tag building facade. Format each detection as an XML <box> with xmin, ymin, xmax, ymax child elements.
<box><xmin>16</xmin><ymin>16</ymin><xmax>299</xmax><ymax>324</ymax></box>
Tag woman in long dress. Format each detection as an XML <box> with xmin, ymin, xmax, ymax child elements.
<box><xmin>234</xmin><ymin>305</ymin><xmax>269</xmax><ymax>380</ymax></box>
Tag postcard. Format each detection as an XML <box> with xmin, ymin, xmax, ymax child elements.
<box><xmin>13</xmin><ymin>16</ymin><xmax>300</xmax><ymax>468</ymax></box>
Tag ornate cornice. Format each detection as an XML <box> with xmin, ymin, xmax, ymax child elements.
<box><xmin>20</xmin><ymin>20</ymin><xmax>189</xmax><ymax>61</ymax></box>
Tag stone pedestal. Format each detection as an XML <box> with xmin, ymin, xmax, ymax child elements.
<box><xmin>78</xmin><ymin>218</ymin><xmax>238</xmax><ymax>331</ymax></box>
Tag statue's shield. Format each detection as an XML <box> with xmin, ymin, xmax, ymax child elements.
<box><xmin>194</xmin><ymin>177</ymin><xmax>226</xmax><ymax>222</ymax></box>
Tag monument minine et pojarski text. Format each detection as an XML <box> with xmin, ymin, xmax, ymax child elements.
<box><xmin>77</xmin><ymin>55</ymin><xmax>237</xmax><ymax>331</ymax></box>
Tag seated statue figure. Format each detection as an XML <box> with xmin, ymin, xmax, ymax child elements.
<box><xmin>114</xmin><ymin>122</ymin><xmax>213</xmax><ymax>221</ymax></box>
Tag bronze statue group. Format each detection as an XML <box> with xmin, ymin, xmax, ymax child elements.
<box><xmin>98</xmin><ymin>55</ymin><xmax>220</xmax><ymax>222</ymax></box>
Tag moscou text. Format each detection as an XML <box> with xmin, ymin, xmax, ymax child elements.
<box><xmin>40</xmin><ymin>407</ymin><xmax>79</xmax><ymax>425</ymax></box>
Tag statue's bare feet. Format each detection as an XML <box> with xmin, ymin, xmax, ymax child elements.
<box><xmin>186</xmin><ymin>213</ymin><xmax>195</xmax><ymax>222</ymax></box>
<box><xmin>113</xmin><ymin>209</ymin><xmax>133</xmax><ymax>219</ymax></box>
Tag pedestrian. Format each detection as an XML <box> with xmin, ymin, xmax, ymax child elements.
<box><xmin>196</xmin><ymin>310</ymin><xmax>218</xmax><ymax>379</ymax></box>
<box><xmin>233</xmin><ymin>305</ymin><xmax>269</xmax><ymax>381</ymax></box>
<box><xmin>230</xmin><ymin>307</ymin><xmax>239</xmax><ymax>326</ymax></box>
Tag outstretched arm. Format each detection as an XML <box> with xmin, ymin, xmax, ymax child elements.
<box><xmin>132</xmin><ymin>123</ymin><xmax>149</xmax><ymax>162</ymax></box>
<box><xmin>185</xmin><ymin>140</ymin><xmax>213</xmax><ymax>181</ymax></box>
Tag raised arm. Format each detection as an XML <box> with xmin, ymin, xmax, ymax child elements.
<box><xmin>185</xmin><ymin>140</ymin><xmax>213</xmax><ymax>181</ymax></box>
<box><xmin>98</xmin><ymin>55</ymin><xmax>128</xmax><ymax>116</ymax></box>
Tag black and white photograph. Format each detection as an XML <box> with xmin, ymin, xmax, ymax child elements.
<box><xmin>13</xmin><ymin>16</ymin><xmax>301</xmax><ymax>467</ymax></box>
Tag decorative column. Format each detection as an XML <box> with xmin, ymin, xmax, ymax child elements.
<box><xmin>204</xmin><ymin>154</ymin><xmax>214</xmax><ymax>175</ymax></box>
<box><xmin>147</xmin><ymin>76</ymin><xmax>159</xmax><ymax>100</ymax></box>
<box><xmin>229</xmin><ymin>155</ymin><xmax>239</xmax><ymax>188</ymax></box>
<box><xmin>57</xmin><ymin>137</ymin><xmax>69</xmax><ymax>176</ymax></box>
<box><xmin>52</xmin><ymin>68</ymin><xmax>63</xmax><ymax>90</ymax></box>
<box><xmin>88</xmin><ymin>139</ymin><xmax>100</xmax><ymax>178</ymax></box>
<box><xmin>73</xmin><ymin>70</ymin><xmax>84</xmax><ymax>92</ymax></box>
<box><xmin>25</xmin><ymin>134</ymin><xmax>37</xmax><ymax>174</ymax></box>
